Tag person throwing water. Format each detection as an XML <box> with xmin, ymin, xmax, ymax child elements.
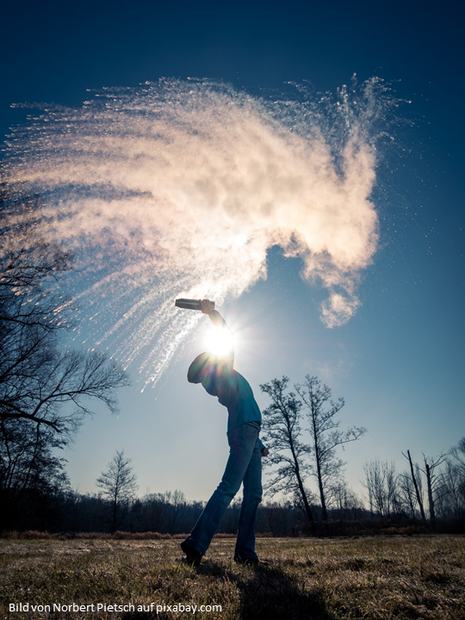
<box><xmin>181</xmin><ymin>299</ymin><xmax>269</xmax><ymax>566</ymax></box>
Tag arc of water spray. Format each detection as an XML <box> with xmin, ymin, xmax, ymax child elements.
<box><xmin>3</xmin><ymin>77</ymin><xmax>398</xmax><ymax>387</ymax></box>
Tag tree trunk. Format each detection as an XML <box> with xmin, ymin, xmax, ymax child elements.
<box><xmin>291</xmin><ymin>445</ymin><xmax>315</xmax><ymax>531</ymax></box>
<box><xmin>316</xmin><ymin>453</ymin><xmax>328</xmax><ymax>521</ymax></box>
<box><xmin>425</xmin><ymin>462</ymin><xmax>436</xmax><ymax>530</ymax></box>
<box><xmin>406</xmin><ymin>450</ymin><xmax>427</xmax><ymax>523</ymax></box>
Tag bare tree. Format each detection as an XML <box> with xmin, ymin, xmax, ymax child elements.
<box><xmin>260</xmin><ymin>377</ymin><xmax>315</xmax><ymax>529</ymax></box>
<box><xmin>296</xmin><ymin>376</ymin><xmax>366</xmax><ymax>521</ymax></box>
<box><xmin>362</xmin><ymin>460</ymin><xmax>399</xmax><ymax>518</ymax></box>
<box><xmin>331</xmin><ymin>480</ymin><xmax>363</xmax><ymax>519</ymax></box>
<box><xmin>448</xmin><ymin>437</ymin><xmax>465</xmax><ymax>507</ymax></box>
<box><xmin>397</xmin><ymin>470</ymin><xmax>419</xmax><ymax>520</ymax></box>
<box><xmin>0</xmin><ymin>417</ymin><xmax>70</xmax><ymax>529</ymax></box>
<box><xmin>453</xmin><ymin>438</ymin><xmax>465</xmax><ymax>476</ymax></box>
<box><xmin>0</xmin><ymin>185</ymin><xmax>130</xmax><ymax>528</ymax></box>
<box><xmin>0</xmin><ymin>203</ymin><xmax>130</xmax><ymax>433</ymax></box>
<box><xmin>96</xmin><ymin>450</ymin><xmax>138</xmax><ymax>533</ymax></box>
<box><xmin>2</xmin><ymin>347</ymin><xmax>130</xmax><ymax>433</ymax></box>
<box><xmin>421</xmin><ymin>453</ymin><xmax>448</xmax><ymax>529</ymax></box>
<box><xmin>438</xmin><ymin>441</ymin><xmax>465</xmax><ymax>519</ymax></box>
<box><xmin>402</xmin><ymin>450</ymin><xmax>427</xmax><ymax>523</ymax></box>
<box><xmin>162</xmin><ymin>489</ymin><xmax>187</xmax><ymax>533</ymax></box>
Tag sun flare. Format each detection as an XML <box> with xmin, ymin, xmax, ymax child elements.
<box><xmin>204</xmin><ymin>327</ymin><xmax>235</xmax><ymax>357</ymax></box>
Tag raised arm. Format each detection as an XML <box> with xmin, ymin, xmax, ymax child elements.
<box><xmin>199</xmin><ymin>299</ymin><xmax>229</xmax><ymax>329</ymax></box>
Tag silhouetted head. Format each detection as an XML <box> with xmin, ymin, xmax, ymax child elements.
<box><xmin>188</xmin><ymin>351</ymin><xmax>212</xmax><ymax>384</ymax></box>
<box><xmin>188</xmin><ymin>351</ymin><xmax>232</xmax><ymax>397</ymax></box>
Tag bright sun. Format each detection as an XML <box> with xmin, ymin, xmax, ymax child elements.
<box><xmin>204</xmin><ymin>327</ymin><xmax>235</xmax><ymax>356</ymax></box>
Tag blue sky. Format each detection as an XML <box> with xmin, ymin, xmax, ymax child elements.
<box><xmin>1</xmin><ymin>0</ymin><xmax>463</xmax><ymax>502</ymax></box>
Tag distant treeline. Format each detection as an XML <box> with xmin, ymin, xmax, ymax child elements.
<box><xmin>2</xmin><ymin>485</ymin><xmax>464</xmax><ymax>537</ymax></box>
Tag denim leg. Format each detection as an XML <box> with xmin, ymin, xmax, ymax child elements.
<box><xmin>234</xmin><ymin>437</ymin><xmax>262</xmax><ymax>561</ymax></box>
<box><xmin>183</xmin><ymin>423</ymin><xmax>259</xmax><ymax>556</ymax></box>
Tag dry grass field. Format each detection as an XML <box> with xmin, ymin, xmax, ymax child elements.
<box><xmin>1</xmin><ymin>534</ymin><xmax>464</xmax><ymax>619</ymax></box>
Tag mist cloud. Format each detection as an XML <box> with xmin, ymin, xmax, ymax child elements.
<box><xmin>5</xmin><ymin>78</ymin><xmax>392</xmax><ymax>384</ymax></box>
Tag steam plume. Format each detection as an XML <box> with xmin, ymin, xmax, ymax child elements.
<box><xmin>3</xmin><ymin>78</ymin><xmax>393</xmax><ymax>385</ymax></box>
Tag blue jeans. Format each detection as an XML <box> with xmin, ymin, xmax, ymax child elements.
<box><xmin>183</xmin><ymin>422</ymin><xmax>262</xmax><ymax>560</ymax></box>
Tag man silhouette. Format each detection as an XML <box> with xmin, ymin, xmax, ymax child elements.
<box><xmin>181</xmin><ymin>299</ymin><xmax>268</xmax><ymax>565</ymax></box>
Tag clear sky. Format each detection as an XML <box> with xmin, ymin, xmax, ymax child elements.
<box><xmin>1</xmin><ymin>0</ymin><xmax>463</xmax><ymax>503</ymax></box>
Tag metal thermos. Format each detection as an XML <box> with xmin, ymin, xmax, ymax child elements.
<box><xmin>175</xmin><ymin>298</ymin><xmax>215</xmax><ymax>311</ymax></box>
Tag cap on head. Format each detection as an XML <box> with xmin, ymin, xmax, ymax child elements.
<box><xmin>187</xmin><ymin>351</ymin><xmax>212</xmax><ymax>384</ymax></box>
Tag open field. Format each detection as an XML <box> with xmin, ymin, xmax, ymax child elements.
<box><xmin>1</xmin><ymin>535</ymin><xmax>464</xmax><ymax>619</ymax></box>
